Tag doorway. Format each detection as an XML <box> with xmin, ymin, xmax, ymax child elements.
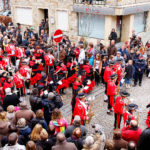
<box><xmin>116</xmin><ymin>16</ymin><xmax>122</xmax><ymax>42</ymax></box>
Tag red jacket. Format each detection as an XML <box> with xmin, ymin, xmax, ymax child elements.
<box><xmin>44</xmin><ymin>54</ymin><xmax>55</xmax><ymax>66</ymax></box>
<box><xmin>13</xmin><ymin>73</ymin><xmax>24</xmax><ymax>88</ymax></box>
<box><xmin>73</xmin><ymin>99</ymin><xmax>88</xmax><ymax>125</ymax></box>
<box><xmin>73</xmin><ymin>81</ymin><xmax>82</xmax><ymax>90</ymax></box>
<box><xmin>16</xmin><ymin>47</ymin><xmax>25</xmax><ymax>58</ymax></box>
<box><xmin>2</xmin><ymin>57</ymin><xmax>11</xmax><ymax>68</ymax></box>
<box><xmin>123</xmin><ymin>111</ymin><xmax>136</xmax><ymax>126</ymax></box>
<box><xmin>20</xmin><ymin>65</ymin><xmax>31</xmax><ymax>78</ymax></box>
<box><xmin>6</xmin><ymin>44</ymin><xmax>16</xmax><ymax>57</ymax></box>
<box><xmin>122</xmin><ymin>126</ymin><xmax>142</xmax><ymax>144</ymax></box>
<box><xmin>56</xmin><ymin>65</ymin><xmax>67</xmax><ymax>75</ymax></box>
<box><xmin>82</xmin><ymin>64</ymin><xmax>91</xmax><ymax>75</ymax></box>
<box><xmin>114</xmin><ymin>64</ymin><xmax>122</xmax><ymax>82</ymax></box>
<box><xmin>146</xmin><ymin>111</ymin><xmax>150</xmax><ymax>127</ymax></box>
<box><xmin>3</xmin><ymin>81</ymin><xmax>14</xmax><ymax>91</ymax></box>
<box><xmin>113</xmin><ymin>96</ymin><xmax>125</xmax><ymax>114</ymax></box>
<box><xmin>0</xmin><ymin>48</ymin><xmax>3</xmax><ymax>58</ymax></box>
<box><xmin>107</xmin><ymin>80</ymin><xmax>116</xmax><ymax>96</ymax></box>
<box><xmin>73</xmin><ymin>48</ymin><xmax>80</xmax><ymax>59</ymax></box>
<box><xmin>103</xmin><ymin>66</ymin><xmax>114</xmax><ymax>83</ymax></box>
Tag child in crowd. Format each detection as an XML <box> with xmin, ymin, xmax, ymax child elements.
<box><xmin>125</xmin><ymin>60</ymin><xmax>133</xmax><ymax>88</ymax></box>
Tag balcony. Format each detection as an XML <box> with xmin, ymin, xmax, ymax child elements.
<box><xmin>73</xmin><ymin>0</ymin><xmax>150</xmax><ymax>7</ymax></box>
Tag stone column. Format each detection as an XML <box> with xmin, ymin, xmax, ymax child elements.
<box><xmin>121</xmin><ymin>14</ymin><xmax>134</xmax><ymax>42</ymax></box>
<box><xmin>145</xmin><ymin>11</ymin><xmax>150</xmax><ymax>32</ymax></box>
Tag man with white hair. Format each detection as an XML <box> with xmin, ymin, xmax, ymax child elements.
<box><xmin>3</xmin><ymin>88</ymin><xmax>19</xmax><ymax>111</ymax></box>
<box><xmin>65</xmin><ymin>115</ymin><xmax>87</xmax><ymax>139</ymax></box>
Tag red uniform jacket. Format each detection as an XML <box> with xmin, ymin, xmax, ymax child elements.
<box><xmin>123</xmin><ymin>111</ymin><xmax>136</xmax><ymax>126</ymax></box>
<box><xmin>13</xmin><ymin>73</ymin><xmax>24</xmax><ymax>88</ymax></box>
<box><xmin>0</xmin><ymin>48</ymin><xmax>3</xmax><ymax>58</ymax></box>
<box><xmin>103</xmin><ymin>66</ymin><xmax>114</xmax><ymax>83</ymax></box>
<box><xmin>16</xmin><ymin>47</ymin><xmax>25</xmax><ymax>58</ymax></box>
<box><xmin>2</xmin><ymin>57</ymin><xmax>11</xmax><ymax>68</ymax></box>
<box><xmin>82</xmin><ymin>64</ymin><xmax>91</xmax><ymax>76</ymax></box>
<box><xmin>73</xmin><ymin>99</ymin><xmax>88</xmax><ymax>125</ymax></box>
<box><xmin>66</xmin><ymin>62</ymin><xmax>75</xmax><ymax>70</ymax></box>
<box><xmin>122</xmin><ymin>126</ymin><xmax>142</xmax><ymax>144</ymax></box>
<box><xmin>3</xmin><ymin>81</ymin><xmax>14</xmax><ymax>91</ymax></box>
<box><xmin>73</xmin><ymin>81</ymin><xmax>82</xmax><ymax>90</ymax></box>
<box><xmin>114</xmin><ymin>64</ymin><xmax>122</xmax><ymax>82</ymax></box>
<box><xmin>44</xmin><ymin>54</ymin><xmax>55</xmax><ymax>66</ymax></box>
<box><xmin>56</xmin><ymin>65</ymin><xmax>67</xmax><ymax>75</ymax></box>
<box><xmin>107</xmin><ymin>80</ymin><xmax>116</xmax><ymax>96</ymax></box>
<box><xmin>73</xmin><ymin>48</ymin><xmax>80</xmax><ymax>59</ymax></box>
<box><xmin>113</xmin><ymin>96</ymin><xmax>125</xmax><ymax>114</ymax></box>
<box><xmin>6</xmin><ymin>44</ymin><xmax>16</xmax><ymax>57</ymax></box>
<box><xmin>146</xmin><ymin>111</ymin><xmax>150</xmax><ymax>127</ymax></box>
<box><xmin>20</xmin><ymin>65</ymin><xmax>31</xmax><ymax>78</ymax></box>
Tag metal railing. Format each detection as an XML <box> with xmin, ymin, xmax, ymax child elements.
<box><xmin>73</xmin><ymin>0</ymin><xmax>150</xmax><ymax>6</ymax></box>
<box><xmin>73</xmin><ymin>0</ymin><xmax>106</xmax><ymax>5</ymax></box>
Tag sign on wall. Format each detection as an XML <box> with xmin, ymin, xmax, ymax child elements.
<box><xmin>16</xmin><ymin>7</ymin><xmax>32</xmax><ymax>25</ymax></box>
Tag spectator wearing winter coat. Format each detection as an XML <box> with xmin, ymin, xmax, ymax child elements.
<box><xmin>52</xmin><ymin>132</ymin><xmax>77</xmax><ymax>150</ymax></box>
<box><xmin>107</xmin><ymin>40</ymin><xmax>117</xmax><ymax>57</ymax></box>
<box><xmin>36</xmin><ymin>129</ymin><xmax>54</xmax><ymax>150</ymax></box>
<box><xmin>67</xmin><ymin>128</ymin><xmax>83</xmax><ymax>150</ymax></box>
<box><xmin>0</xmin><ymin>111</ymin><xmax>11</xmax><ymax>142</ymax></box>
<box><xmin>6</xmin><ymin>105</ymin><xmax>15</xmax><ymax>124</ymax></box>
<box><xmin>17</xmin><ymin>118</ymin><xmax>31</xmax><ymax>145</ymax></box>
<box><xmin>30</xmin><ymin>109</ymin><xmax>48</xmax><ymax>130</ymax></box>
<box><xmin>49</xmin><ymin>108</ymin><xmax>68</xmax><ymax>134</ymax></box>
<box><xmin>29</xmin><ymin>88</ymin><xmax>42</xmax><ymax>113</ymax></box>
<box><xmin>82</xmin><ymin>133</ymin><xmax>101</xmax><ymax>150</ymax></box>
<box><xmin>14</xmin><ymin>101</ymin><xmax>36</xmax><ymax>126</ymax></box>
<box><xmin>122</xmin><ymin>120</ymin><xmax>142</xmax><ymax>144</ymax></box>
<box><xmin>3</xmin><ymin>88</ymin><xmax>20</xmax><ymax>111</ymax></box>
<box><xmin>134</xmin><ymin>55</ymin><xmax>146</xmax><ymax>86</ymax></box>
<box><xmin>125</xmin><ymin>60</ymin><xmax>133</xmax><ymax>88</ymax></box>
<box><xmin>118</xmin><ymin>45</ymin><xmax>129</xmax><ymax>57</ymax></box>
<box><xmin>65</xmin><ymin>115</ymin><xmax>87</xmax><ymax>140</ymax></box>
<box><xmin>3</xmin><ymin>132</ymin><xmax>25</xmax><ymax>150</ymax></box>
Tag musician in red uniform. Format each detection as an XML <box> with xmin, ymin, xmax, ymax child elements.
<box><xmin>20</xmin><ymin>61</ymin><xmax>31</xmax><ymax>94</ymax></box>
<box><xmin>6</xmin><ymin>43</ymin><xmax>16</xmax><ymax>65</ymax></box>
<box><xmin>123</xmin><ymin>103</ymin><xmax>138</xmax><ymax>127</ymax></box>
<box><xmin>114</xmin><ymin>58</ymin><xmax>123</xmax><ymax>86</ymax></box>
<box><xmin>103</xmin><ymin>61</ymin><xmax>115</xmax><ymax>102</ymax></box>
<box><xmin>0</xmin><ymin>47</ymin><xmax>3</xmax><ymax>62</ymax></box>
<box><xmin>13</xmin><ymin>68</ymin><xmax>24</xmax><ymax>98</ymax></box>
<box><xmin>15</xmin><ymin>45</ymin><xmax>25</xmax><ymax>59</ymax></box>
<box><xmin>73</xmin><ymin>75</ymin><xmax>82</xmax><ymax>94</ymax></box>
<box><xmin>2</xmin><ymin>53</ymin><xmax>11</xmax><ymax>70</ymax></box>
<box><xmin>56</xmin><ymin>61</ymin><xmax>68</xmax><ymax>94</ymax></box>
<box><xmin>3</xmin><ymin>76</ymin><xmax>14</xmax><ymax>91</ymax></box>
<box><xmin>44</xmin><ymin>48</ymin><xmax>55</xmax><ymax>74</ymax></box>
<box><xmin>146</xmin><ymin>103</ymin><xmax>150</xmax><ymax>127</ymax></box>
<box><xmin>72</xmin><ymin>93</ymin><xmax>89</xmax><ymax>125</ymax></box>
<box><xmin>113</xmin><ymin>91</ymin><xmax>130</xmax><ymax>129</ymax></box>
<box><xmin>107</xmin><ymin>73</ymin><xmax>117</xmax><ymax>114</ymax></box>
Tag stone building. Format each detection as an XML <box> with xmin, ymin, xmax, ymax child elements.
<box><xmin>11</xmin><ymin>0</ymin><xmax>150</xmax><ymax>45</ymax></box>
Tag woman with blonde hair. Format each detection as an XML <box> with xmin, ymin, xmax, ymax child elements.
<box><xmin>0</xmin><ymin>111</ymin><xmax>11</xmax><ymax>141</ymax></box>
<box><xmin>7</xmin><ymin>105</ymin><xmax>15</xmax><ymax>124</ymax></box>
<box><xmin>30</xmin><ymin>124</ymin><xmax>43</xmax><ymax>142</ymax></box>
<box><xmin>37</xmin><ymin>129</ymin><xmax>54</xmax><ymax>150</ymax></box>
<box><xmin>49</xmin><ymin>108</ymin><xmax>68</xmax><ymax>134</ymax></box>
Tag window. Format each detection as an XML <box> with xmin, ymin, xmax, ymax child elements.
<box><xmin>78</xmin><ymin>13</ymin><xmax>105</xmax><ymax>39</ymax></box>
<box><xmin>57</xmin><ymin>10</ymin><xmax>68</xmax><ymax>31</ymax></box>
<box><xmin>134</xmin><ymin>13</ymin><xmax>146</xmax><ymax>34</ymax></box>
<box><xmin>16</xmin><ymin>7</ymin><xmax>32</xmax><ymax>25</ymax></box>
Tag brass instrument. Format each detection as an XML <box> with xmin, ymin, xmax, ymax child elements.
<box><xmin>86</xmin><ymin>101</ymin><xmax>95</xmax><ymax>124</ymax></box>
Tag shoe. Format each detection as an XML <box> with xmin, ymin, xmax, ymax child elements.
<box><xmin>133</xmin><ymin>84</ymin><xmax>137</xmax><ymax>87</ymax></box>
<box><xmin>104</xmin><ymin>99</ymin><xmax>108</xmax><ymax>103</ymax></box>
<box><xmin>139</xmin><ymin>83</ymin><xmax>142</xmax><ymax>86</ymax></box>
<box><xmin>107</xmin><ymin>110</ymin><xmax>111</xmax><ymax>115</ymax></box>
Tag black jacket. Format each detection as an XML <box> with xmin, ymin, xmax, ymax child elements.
<box><xmin>3</xmin><ymin>94</ymin><xmax>19</xmax><ymax>111</ymax></box>
<box><xmin>36</xmin><ymin>139</ymin><xmax>54</xmax><ymax>150</ymax></box>
<box><xmin>125</xmin><ymin>65</ymin><xmax>133</xmax><ymax>79</ymax></box>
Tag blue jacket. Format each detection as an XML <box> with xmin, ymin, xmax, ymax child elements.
<box><xmin>19</xmin><ymin>126</ymin><xmax>32</xmax><ymax>137</ymax></box>
<box><xmin>118</xmin><ymin>48</ymin><xmax>129</xmax><ymax>57</ymax></box>
<box><xmin>134</xmin><ymin>59</ymin><xmax>146</xmax><ymax>74</ymax></box>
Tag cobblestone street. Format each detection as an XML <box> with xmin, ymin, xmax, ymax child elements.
<box><xmin>61</xmin><ymin>76</ymin><xmax>150</xmax><ymax>139</ymax></box>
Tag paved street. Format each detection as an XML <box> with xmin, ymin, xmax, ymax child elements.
<box><xmin>61</xmin><ymin>76</ymin><xmax>150</xmax><ymax>139</ymax></box>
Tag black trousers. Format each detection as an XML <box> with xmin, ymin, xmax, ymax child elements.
<box><xmin>25</xmin><ymin>80</ymin><xmax>30</xmax><ymax>89</ymax></box>
<box><xmin>95</xmin><ymin>69</ymin><xmax>100</xmax><ymax>85</ymax></box>
<box><xmin>11</xmin><ymin>56</ymin><xmax>16</xmax><ymax>66</ymax></box>
<box><xmin>134</xmin><ymin>72</ymin><xmax>143</xmax><ymax>85</ymax></box>
<box><xmin>17</xmin><ymin>87</ymin><xmax>24</xmax><ymax>97</ymax></box>
<box><xmin>114</xmin><ymin>113</ymin><xmax>122</xmax><ymax>129</ymax></box>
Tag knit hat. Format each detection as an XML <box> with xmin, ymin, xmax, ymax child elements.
<box><xmin>17</xmin><ymin>118</ymin><xmax>26</xmax><ymax>128</ymax></box>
